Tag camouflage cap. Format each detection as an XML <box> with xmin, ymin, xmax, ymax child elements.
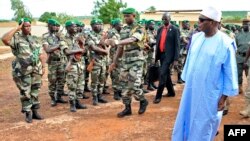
<box><xmin>65</xmin><ymin>20</ymin><xmax>76</xmax><ymax>27</ymax></box>
<box><xmin>122</xmin><ymin>8</ymin><xmax>136</xmax><ymax>14</ymax></box>
<box><xmin>18</xmin><ymin>18</ymin><xmax>31</xmax><ymax>25</ymax></box>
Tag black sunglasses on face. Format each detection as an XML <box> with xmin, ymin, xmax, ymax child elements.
<box><xmin>199</xmin><ymin>17</ymin><xmax>213</xmax><ymax>23</ymax></box>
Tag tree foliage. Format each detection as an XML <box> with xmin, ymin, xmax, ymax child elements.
<box><xmin>38</xmin><ymin>12</ymin><xmax>74</xmax><ymax>25</ymax></box>
<box><xmin>10</xmin><ymin>0</ymin><xmax>33</xmax><ymax>21</ymax></box>
<box><xmin>146</xmin><ymin>6</ymin><xmax>156</xmax><ymax>12</ymax></box>
<box><xmin>92</xmin><ymin>0</ymin><xmax>127</xmax><ymax>24</ymax></box>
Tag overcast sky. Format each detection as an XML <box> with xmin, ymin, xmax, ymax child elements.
<box><xmin>0</xmin><ymin>0</ymin><xmax>250</xmax><ymax>20</ymax></box>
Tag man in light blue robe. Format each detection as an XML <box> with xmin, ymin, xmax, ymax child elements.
<box><xmin>172</xmin><ymin>6</ymin><xmax>238</xmax><ymax>141</ymax></box>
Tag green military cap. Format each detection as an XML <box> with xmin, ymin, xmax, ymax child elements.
<box><xmin>47</xmin><ymin>19</ymin><xmax>60</xmax><ymax>26</ymax></box>
<box><xmin>65</xmin><ymin>20</ymin><xmax>76</xmax><ymax>27</ymax></box>
<box><xmin>122</xmin><ymin>8</ymin><xmax>136</xmax><ymax>14</ymax></box>
<box><xmin>112</xmin><ymin>18</ymin><xmax>122</xmax><ymax>25</ymax></box>
<box><xmin>110</xmin><ymin>19</ymin><xmax>115</xmax><ymax>25</ymax></box>
<box><xmin>194</xmin><ymin>23</ymin><xmax>198</xmax><ymax>28</ymax></box>
<box><xmin>91</xmin><ymin>18</ymin><xmax>102</xmax><ymax>25</ymax></box>
<box><xmin>146</xmin><ymin>19</ymin><xmax>155</xmax><ymax>25</ymax></box>
<box><xmin>55</xmin><ymin>20</ymin><xmax>60</xmax><ymax>26</ymax></box>
<box><xmin>156</xmin><ymin>21</ymin><xmax>162</xmax><ymax>26</ymax></box>
<box><xmin>182</xmin><ymin>20</ymin><xmax>189</xmax><ymax>23</ymax></box>
<box><xmin>74</xmin><ymin>20</ymin><xmax>85</xmax><ymax>27</ymax></box>
<box><xmin>18</xmin><ymin>17</ymin><xmax>31</xmax><ymax>25</ymax></box>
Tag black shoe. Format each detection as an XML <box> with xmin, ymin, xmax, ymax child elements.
<box><xmin>25</xmin><ymin>111</ymin><xmax>32</xmax><ymax>123</ymax></box>
<box><xmin>138</xmin><ymin>99</ymin><xmax>148</xmax><ymax>114</ymax></box>
<box><xmin>75</xmin><ymin>99</ymin><xmax>87</xmax><ymax>109</ymax></box>
<box><xmin>113</xmin><ymin>91</ymin><xmax>121</xmax><ymax>100</ymax></box>
<box><xmin>147</xmin><ymin>85</ymin><xmax>155</xmax><ymax>91</ymax></box>
<box><xmin>152</xmin><ymin>83</ymin><xmax>158</xmax><ymax>89</ymax></box>
<box><xmin>56</xmin><ymin>97</ymin><xmax>68</xmax><ymax>104</ymax></box>
<box><xmin>117</xmin><ymin>104</ymin><xmax>132</xmax><ymax>118</ymax></box>
<box><xmin>153</xmin><ymin>98</ymin><xmax>161</xmax><ymax>104</ymax></box>
<box><xmin>84</xmin><ymin>86</ymin><xmax>91</xmax><ymax>92</ymax></box>
<box><xmin>143</xmin><ymin>89</ymin><xmax>149</xmax><ymax>94</ymax></box>
<box><xmin>93</xmin><ymin>96</ymin><xmax>98</xmax><ymax>106</ymax></box>
<box><xmin>69</xmin><ymin>100</ymin><xmax>76</xmax><ymax>112</ymax></box>
<box><xmin>98</xmin><ymin>95</ymin><xmax>108</xmax><ymax>103</ymax></box>
<box><xmin>223</xmin><ymin>110</ymin><xmax>228</xmax><ymax>116</ymax></box>
<box><xmin>163</xmin><ymin>93</ymin><xmax>175</xmax><ymax>97</ymax></box>
<box><xmin>32</xmin><ymin>109</ymin><xmax>43</xmax><ymax>120</ymax></box>
<box><xmin>82</xmin><ymin>93</ymin><xmax>89</xmax><ymax>99</ymax></box>
<box><xmin>216</xmin><ymin>131</ymin><xmax>219</xmax><ymax>136</ymax></box>
<box><xmin>51</xmin><ymin>97</ymin><xmax>57</xmax><ymax>107</ymax></box>
<box><xmin>102</xmin><ymin>90</ymin><xmax>110</xmax><ymax>95</ymax></box>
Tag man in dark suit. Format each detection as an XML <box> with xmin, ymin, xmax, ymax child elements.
<box><xmin>153</xmin><ymin>12</ymin><xmax>180</xmax><ymax>104</ymax></box>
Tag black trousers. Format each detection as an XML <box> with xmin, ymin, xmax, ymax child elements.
<box><xmin>155</xmin><ymin>55</ymin><xmax>175</xmax><ymax>99</ymax></box>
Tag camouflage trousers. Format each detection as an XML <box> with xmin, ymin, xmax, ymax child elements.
<box><xmin>13</xmin><ymin>72</ymin><xmax>42</xmax><ymax>112</ymax></box>
<box><xmin>237</xmin><ymin>63</ymin><xmax>249</xmax><ymax>85</ymax></box>
<box><xmin>142</xmin><ymin>54</ymin><xmax>148</xmax><ymax>84</ymax></box>
<box><xmin>48</xmin><ymin>61</ymin><xmax>65</xmax><ymax>98</ymax></box>
<box><xmin>176</xmin><ymin>54</ymin><xmax>186</xmax><ymax>74</ymax></box>
<box><xmin>119</xmin><ymin>60</ymin><xmax>146</xmax><ymax>105</ymax></box>
<box><xmin>91</xmin><ymin>63</ymin><xmax>106</xmax><ymax>96</ymax></box>
<box><xmin>242</xmin><ymin>69</ymin><xmax>250</xmax><ymax>115</ymax></box>
<box><xmin>66</xmin><ymin>62</ymin><xmax>85</xmax><ymax>101</ymax></box>
<box><xmin>110</xmin><ymin>65</ymin><xmax>121</xmax><ymax>92</ymax></box>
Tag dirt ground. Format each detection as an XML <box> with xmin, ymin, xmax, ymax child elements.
<box><xmin>0</xmin><ymin>57</ymin><xmax>249</xmax><ymax>141</ymax></box>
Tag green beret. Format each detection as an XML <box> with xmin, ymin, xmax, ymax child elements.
<box><xmin>55</xmin><ymin>20</ymin><xmax>60</xmax><ymax>26</ymax></box>
<box><xmin>91</xmin><ymin>18</ymin><xmax>102</xmax><ymax>25</ymax></box>
<box><xmin>112</xmin><ymin>18</ymin><xmax>122</xmax><ymax>25</ymax></box>
<box><xmin>156</xmin><ymin>21</ymin><xmax>162</xmax><ymax>26</ymax></box>
<box><xmin>194</xmin><ymin>23</ymin><xmax>198</xmax><ymax>28</ymax></box>
<box><xmin>48</xmin><ymin>19</ymin><xmax>60</xmax><ymax>26</ymax></box>
<box><xmin>18</xmin><ymin>18</ymin><xmax>31</xmax><ymax>25</ymax></box>
<box><xmin>122</xmin><ymin>8</ymin><xmax>136</xmax><ymax>14</ymax></box>
<box><xmin>182</xmin><ymin>20</ymin><xmax>189</xmax><ymax>24</ymax></box>
<box><xmin>65</xmin><ymin>20</ymin><xmax>76</xmax><ymax>27</ymax></box>
<box><xmin>74</xmin><ymin>20</ymin><xmax>84</xmax><ymax>27</ymax></box>
<box><xmin>146</xmin><ymin>20</ymin><xmax>155</xmax><ymax>25</ymax></box>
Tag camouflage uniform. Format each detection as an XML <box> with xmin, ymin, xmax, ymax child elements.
<box><xmin>176</xmin><ymin>28</ymin><xmax>190</xmax><ymax>81</ymax></box>
<box><xmin>119</xmin><ymin>23</ymin><xmax>147</xmax><ymax>105</ymax></box>
<box><xmin>10</xmin><ymin>33</ymin><xmax>43</xmax><ymax>113</ymax></box>
<box><xmin>235</xmin><ymin>31</ymin><xmax>250</xmax><ymax>88</ymax></box>
<box><xmin>107</xmin><ymin>28</ymin><xmax>122</xmax><ymax>96</ymax></box>
<box><xmin>42</xmin><ymin>33</ymin><xmax>66</xmax><ymax>100</ymax></box>
<box><xmin>64</xmin><ymin>34</ymin><xmax>85</xmax><ymax>101</ymax></box>
<box><xmin>86</xmin><ymin>30</ymin><xmax>107</xmax><ymax>101</ymax></box>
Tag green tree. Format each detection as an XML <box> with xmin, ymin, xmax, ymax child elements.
<box><xmin>10</xmin><ymin>0</ymin><xmax>33</xmax><ymax>21</ymax></box>
<box><xmin>39</xmin><ymin>12</ymin><xmax>57</xmax><ymax>22</ymax></box>
<box><xmin>55</xmin><ymin>13</ymin><xmax>75</xmax><ymax>25</ymax></box>
<box><xmin>92</xmin><ymin>0</ymin><xmax>127</xmax><ymax>24</ymax></box>
<box><xmin>146</xmin><ymin>6</ymin><xmax>156</xmax><ymax>12</ymax></box>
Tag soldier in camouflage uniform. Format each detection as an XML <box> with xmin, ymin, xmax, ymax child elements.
<box><xmin>145</xmin><ymin>20</ymin><xmax>158</xmax><ymax>90</ymax></box>
<box><xmin>2</xmin><ymin>18</ymin><xmax>45</xmax><ymax>123</ymax></box>
<box><xmin>108</xmin><ymin>8</ymin><xmax>148</xmax><ymax>118</ymax></box>
<box><xmin>42</xmin><ymin>19</ymin><xmax>68</xmax><ymax>107</ymax></box>
<box><xmin>240</xmin><ymin>45</ymin><xmax>250</xmax><ymax>118</ymax></box>
<box><xmin>236</xmin><ymin>19</ymin><xmax>250</xmax><ymax>94</ymax></box>
<box><xmin>63</xmin><ymin>20</ymin><xmax>88</xmax><ymax>112</ymax></box>
<box><xmin>86</xmin><ymin>18</ymin><xmax>109</xmax><ymax>106</ymax></box>
<box><xmin>107</xmin><ymin>18</ymin><xmax>123</xmax><ymax>100</ymax></box>
<box><xmin>176</xmin><ymin>20</ymin><xmax>190</xmax><ymax>84</ymax></box>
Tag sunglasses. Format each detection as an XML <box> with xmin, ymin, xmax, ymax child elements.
<box><xmin>199</xmin><ymin>18</ymin><xmax>213</xmax><ymax>23</ymax></box>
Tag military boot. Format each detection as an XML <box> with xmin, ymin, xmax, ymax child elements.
<box><xmin>32</xmin><ymin>109</ymin><xmax>43</xmax><ymax>120</ymax></box>
<box><xmin>117</xmin><ymin>104</ymin><xmax>132</xmax><ymax>118</ymax></box>
<box><xmin>147</xmin><ymin>82</ymin><xmax>155</xmax><ymax>91</ymax></box>
<box><xmin>75</xmin><ymin>99</ymin><xmax>87</xmax><ymax>109</ymax></box>
<box><xmin>50</xmin><ymin>96</ymin><xmax>57</xmax><ymax>107</ymax></box>
<box><xmin>113</xmin><ymin>91</ymin><xmax>121</xmax><ymax>100</ymax></box>
<box><xmin>82</xmin><ymin>93</ymin><xmax>89</xmax><ymax>99</ymax></box>
<box><xmin>141</xmin><ymin>85</ymin><xmax>149</xmax><ymax>94</ymax></box>
<box><xmin>138</xmin><ymin>99</ymin><xmax>148</xmax><ymax>114</ymax></box>
<box><xmin>97</xmin><ymin>94</ymin><xmax>108</xmax><ymax>103</ymax></box>
<box><xmin>69</xmin><ymin>100</ymin><xmax>76</xmax><ymax>112</ymax></box>
<box><xmin>25</xmin><ymin>111</ymin><xmax>32</xmax><ymax>123</ymax></box>
<box><xmin>93</xmin><ymin>96</ymin><xmax>98</xmax><ymax>106</ymax></box>
<box><xmin>177</xmin><ymin>73</ymin><xmax>184</xmax><ymax>84</ymax></box>
<box><xmin>56</xmin><ymin>95</ymin><xmax>68</xmax><ymax>104</ymax></box>
<box><xmin>84</xmin><ymin>83</ymin><xmax>91</xmax><ymax>92</ymax></box>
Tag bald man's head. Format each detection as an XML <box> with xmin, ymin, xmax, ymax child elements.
<box><xmin>162</xmin><ymin>12</ymin><xmax>171</xmax><ymax>26</ymax></box>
